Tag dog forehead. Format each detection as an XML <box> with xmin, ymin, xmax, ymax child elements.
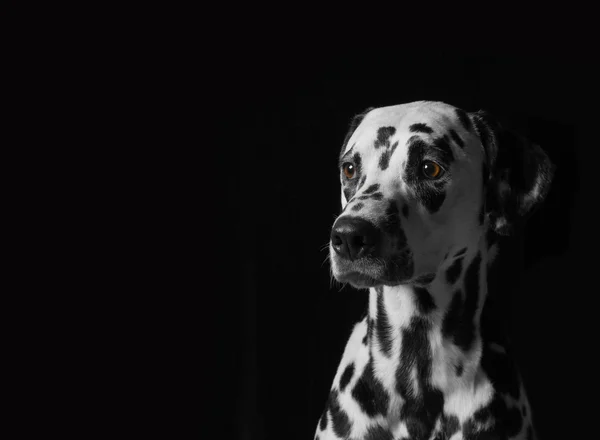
<box><xmin>343</xmin><ymin>101</ymin><xmax>467</xmax><ymax>157</ymax></box>
<box><xmin>366</xmin><ymin>101</ymin><xmax>453</xmax><ymax>128</ymax></box>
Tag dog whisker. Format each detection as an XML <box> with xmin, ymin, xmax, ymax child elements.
<box><xmin>336</xmin><ymin>282</ymin><xmax>348</xmax><ymax>293</ymax></box>
<box><xmin>319</xmin><ymin>241</ymin><xmax>331</xmax><ymax>252</ymax></box>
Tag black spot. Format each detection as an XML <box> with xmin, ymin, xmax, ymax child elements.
<box><xmin>454</xmin><ymin>247</ymin><xmax>467</xmax><ymax>257</ymax></box>
<box><xmin>343</xmin><ymin>188</ymin><xmax>353</xmax><ymax>203</ymax></box>
<box><xmin>440</xmin><ymin>414</ymin><xmax>460</xmax><ymax>437</ymax></box>
<box><xmin>456</xmin><ymin>108</ymin><xmax>472</xmax><ymax>132</ymax></box>
<box><xmin>449</xmin><ymin>129</ymin><xmax>465</xmax><ymax>148</ymax></box>
<box><xmin>404</xmin><ymin>137</ymin><xmax>427</xmax><ymax>182</ymax></box>
<box><xmin>374</xmin><ymin>126</ymin><xmax>396</xmax><ymax>149</ymax></box>
<box><xmin>351</xmin><ymin>359</ymin><xmax>389</xmax><ymax>417</ymax></box>
<box><xmin>358</xmin><ymin>174</ymin><xmax>367</xmax><ymax>191</ymax></box>
<box><xmin>339</xmin><ymin>363</ymin><xmax>355</xmax><ymax>392</ymax></box>
<box><xmin>414</xmin><ymin>286</ymin><xmax>436</xmax><ymax>314</ymax></box>
<box><xmin>432</xmin><ymin>135</ymin><xmax>454</xmax><ymax>164</ymax></box>
<box><xmin>352</xmin><ymin>203</ymin><xmax>364</xmax><ymax>212</ymax></box>
<box><xmin>379</xmin><ymin>149</ymin><xmax>391</xmax><ymax>170</ymax></box>
<box><xmin>370</xmin><ymin>192</ymin><xmax>383</xmax><ymax>201</ymax></box>
<box><xmin>409</xmin><ymin>123</ymin><xmax>434</xmax><ymax>134</ymax></box>
<box><xmin>396</xmin><ymin>319</ymin><xmax>426</xmax><ymax>398</ymax></box>
<box><xmin>367</xmin><ymin>317</ymin><xmax>373</xmax><ymax>343</ymax></box>
<box><xmin>319</xmin><ymin>408</ymin><xmax>328</xmax><ymax>430</ymax></box>
<box><xmin>402</xmin><ymin>204</ymin><xmax>409</xmax><ymax>218</ymax></box>
<box><xmin>376</xmin><ymin>287</ymin><xmax>393</xmax><ymax>357</ymax></box>
<box><xmin>445</xmin><ymin>256</ymin><xmax>464</xmax><ymax>285</ymax></box>
<box><xmin>451</xmin><ymin>252</ymin><xmax>482</xmax><ymax>352</ymax></box>
<box><xmin>358</xmin><ymin>195</ymin><xmax>370</xmax><ymax>200</ymax></box>
<box><xmin>442</xmin><ymin>290</ymin><xmax>463</xmax><ymax>342</ymax></box>
<box><xmin>353</xmin><ymin>152</ymin><xmax>363</xmax><ymax>175</ymax></box>
<box><xmin>364</xmin><ymin>425</ymin><xmax>394</xmax><ymax>440</ymax></box>
<box><xmin>464</xmin><ymin>393</ymin><xmax>507</xmax><ymax>438</ymax></box>
<box><xmin>328</xmin><ymin>390</ymin><xmax>352</xmax><ymax>438</ymax></box>
<box><xmin>479</xmin><ymin>203</ymin><xmax>485</xmax><ymax>225</ymax></box>
<box><xmin>455</xmin><ymin>363</ymin><xmax>464</xmax><ymax>377</ymax></box>
<box><xmin>363</xmin><ymin>184</ymin><xmax>380</xmax><ymax>194</ymax></box>
<box><xmin>378</xmin><ymin>137</ymin><xmax>400</xmax><ymax>171</ymax></box>
<box><xmin>471</xmin><ymin>396</ymin><xmax>496</xmax><ymax>424</ymax></box>
<box><xmin>315</xmin><ymin>435</ymin><xmax>319</xmax><ymax>440</ymax></box>
<box><xmin>423</xmin><ymin>188</ymin><xmax>446</xmax><ymax>214</ymax></box>
<box><xmin>396</xmin><ymin>317</ymin><xmax>444</xmax><ymax>439</ymax></box>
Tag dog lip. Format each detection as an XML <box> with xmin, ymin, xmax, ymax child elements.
<box><xmin>332</xmin><ymin>253</ymin><xmax>414</xmax><ymax>287</ymax></box>
<box><xmin>336</xmin><ymin>271</ymin><xmax>380</xmax><ymax>288</ymax></box>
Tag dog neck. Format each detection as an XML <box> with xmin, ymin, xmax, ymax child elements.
<box><xmin>366</xmin><ymin>233</ymin><xmax>493</xmax><ymax>394</ymax></box>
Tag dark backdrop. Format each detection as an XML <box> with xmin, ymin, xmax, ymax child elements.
<box><xmin>217</xmin><ymin>55</ymin><xmax>594</xmax><ymax>440</ymax></box>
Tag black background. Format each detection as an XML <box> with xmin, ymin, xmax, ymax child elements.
<box><xmin>216</xmin><ymin>55</ymin><xmax>595</xmax><ymax>439</ymax></box>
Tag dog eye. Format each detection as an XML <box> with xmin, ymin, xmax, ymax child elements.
<box><xmin>342</xmin><ymin>163</ymin><xmax>356</xmax><ymax>179</ymax></box>
<box><xmin>422</xmin><ymin>161</ymin><xmax>443</xmax><ymax>179</ymax></box>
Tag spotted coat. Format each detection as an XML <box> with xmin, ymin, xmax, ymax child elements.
<box><xmin>317</xmin><ymin>101</ymin><xmax>553</xmax><ymax>440</ymax></box>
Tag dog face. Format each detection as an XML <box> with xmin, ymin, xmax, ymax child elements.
<box><xmin>329</xmin><ymin>101</ymin><xmax>553</xmax><ymax>289</ymax></box>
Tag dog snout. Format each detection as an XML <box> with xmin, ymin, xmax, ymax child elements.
<box><xmin>331</xmin><ymin>217</ymin><xmax>380</xmax><ymax>260</ymax></box>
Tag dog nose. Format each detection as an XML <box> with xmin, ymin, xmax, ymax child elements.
<box><xmin>331</xmin><ymin>217</ymin><xmax>380</xmax><ymax>260</ymax></box>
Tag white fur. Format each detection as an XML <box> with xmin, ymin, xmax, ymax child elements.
<box><xmin>318</xmin><ymin>102</ymin><xmax>537</xmax><ymax>440</ymax></box>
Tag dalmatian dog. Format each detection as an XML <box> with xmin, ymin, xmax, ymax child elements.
<box><xmin>315</xmin><ymin>101</ymin><xmax>553</xmax><ymax>440</ymax></box>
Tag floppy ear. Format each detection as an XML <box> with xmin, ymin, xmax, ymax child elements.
<box><xmin>470</xmin><ymin>110</ymin><xmax>555</xmax><ymax>235</ymax></box>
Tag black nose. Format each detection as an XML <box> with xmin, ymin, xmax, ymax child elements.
<box><xmin>331</xmin><ymin>217</ymin><xmax>380</xmax><ymax>260</ymax></box>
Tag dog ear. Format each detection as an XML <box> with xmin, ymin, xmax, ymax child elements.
<box><xmin>470</xmin><ymin>110</ymin><xmax>555</xmax><ymax>235</ymax></box>
<box><xmin>340</xmin><ymin>107</ymin><xmax>375</xmax><ymax>153</ymax></box>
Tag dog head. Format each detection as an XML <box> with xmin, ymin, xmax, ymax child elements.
<box><xmin>329</xmin><ymin>101</ymin><xmax>554</xmax><ymax>289</ymax></box>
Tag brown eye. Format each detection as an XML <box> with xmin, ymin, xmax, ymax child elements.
<box><xmin>422</xmin><ymin>161</ymin><xmax>443</xmax><ymax>179</ymax></box>
<box><xmin>342</xmin><ymin>163</ymin><xmax>355</xmax><ymax>179</ymax></box>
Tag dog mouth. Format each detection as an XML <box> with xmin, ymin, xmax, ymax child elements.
<box><xmin>335</xmin><ymin>271</ymin><xmax>380</xmax><ymax>288</ymax></box>
<box><xmin>331</xmin><ymin>253</ymin><xmax>414</xmax><ymax>289</ymax></box>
